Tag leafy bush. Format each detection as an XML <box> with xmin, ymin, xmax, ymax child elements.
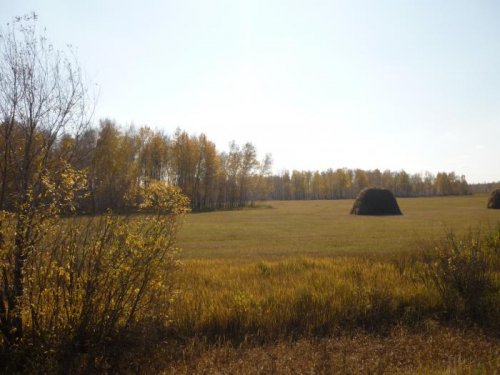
<box><xmin>417</xmin><ymin>227</ymin><xmax>500</xmax><ymax>325</ymax></box>
<box><xmin>0</xmin><ymin>179</ymin><xmax>189</xmax><ymax>373</ymax></box>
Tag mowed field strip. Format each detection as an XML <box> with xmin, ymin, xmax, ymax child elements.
<box><xmin>178</xmin><ymin>194</ymin><xmax>500</xmax><ymax>259</ymax></box>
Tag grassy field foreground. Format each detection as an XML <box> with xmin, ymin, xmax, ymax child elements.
<box><xmin>173</xmin><ymin>195</ymin><xmax>499</xmax><ymax>338</ymax></box>
<box><xmin>163</xmin><ymin>195</ymin><xmax>500</xmax><ymax>373</ymax></box>
<box><xmin>163</xmin><ymin>328</ymin><xmax>499</xmax><ymax>374</ymax></box>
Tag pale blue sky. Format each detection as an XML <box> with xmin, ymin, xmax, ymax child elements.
<box><xmin>2</xmin><ymin>1</ymin><xmax>500</xmax><ymax>182</ymax></box>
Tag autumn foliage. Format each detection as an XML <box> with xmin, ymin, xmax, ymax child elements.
<box><xmin>0</xmin><ymin>175</ymin><xmax>189</xmax><ymax>372</ymax></box>
<box><xmin>0</xmin><ymin>15</ymin><xmax>191</xmax><ymax>372</ymax></box>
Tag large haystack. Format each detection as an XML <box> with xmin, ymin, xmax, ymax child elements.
<box><xmin>487</xmin><ymin>189</ymin><xmax>500</xmax><ymax>209</ymax></box>
<box><xmin>351</xmin><ymin>188</ymin><xmax>402</xmax><ymax>215</ymax></box>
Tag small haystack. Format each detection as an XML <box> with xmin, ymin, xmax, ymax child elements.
<box><xmin>487</xmin><ymin>188</ymin><xmax>500</xmax><ymax>209</ymax></box>
<box><xmin>351</xmin><ymin>188</ymin><xmax>402</xmax><ymax>215</ymax></box>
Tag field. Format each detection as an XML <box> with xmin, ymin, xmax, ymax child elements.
<box><xmin>178</xmin><ymin>194</ymin><xmax>500</xmax><ymax>259</ymax></box>
<box><xmin>162</xmin><ymin>195</ymin><xmax>500</xmax><ymax>374</ymax></box>
<box><xmin>4</xmin><ymin>194</ymin><xmax>497</xmax><ymax>373</ymax></box>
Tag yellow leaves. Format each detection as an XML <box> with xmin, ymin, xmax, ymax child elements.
<box><xmin>1</xmin><ymin>132</ymin><xmax>187</xmax><ymax>353</ymax></box>
<box><xmin>12</xmin><ymin>160</ymin><xmax>88</xmax><ymax>222</ymax></box>
<box><xmin>56</xmin><ymin>266</ymin><xmax>70</xmax><ymax>283</ymax></box>
<box><xmin>5</xmin><ymin>211</ymin><xmax>183</xmax><ymax>344</ymax></box>
<box><xmin>126</xmin><ymin>179</ymin><xmax>191</xmax><ymax>216</ymax></box>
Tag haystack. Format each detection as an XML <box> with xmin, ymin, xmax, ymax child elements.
<box><xmin>350</xmin><ymin>188</ymin><xmax>402</xmax><ymax>215</ymax></box>
<box><xmin>487</xmin><ymin>188</ymin><xmax>500</xmax><ymax>209</ymax></box>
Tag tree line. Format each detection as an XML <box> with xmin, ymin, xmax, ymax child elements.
<box><xmin>269</xmin><ymin>168</ymin><xmax>469</xmax><ymax>200</ymax></box>
<box><xmin>0</xmin><ymin>118</ymin><xmax>471</xmax><ymax>213</ymax></box>
<box><xmin>468</xmin><ymin>182</ymin><xmax>500</xmax><ymax>195</ymax></box>
<box><xmin>0</xmin><ymin>118</ymin><xmax>273</xmax><ymax>213</ymax></box>
<box><xmin>2</xmin><ymin>118</ymin><xmax>471</xmax><ymax>214</ymax></box>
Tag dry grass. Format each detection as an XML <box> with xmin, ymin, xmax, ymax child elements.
<box><xmin>162</xmin><ymin>328</ymin><xmax>499</xmax><ymax>374</ymax></box>
<box><xmin>4</xmin><ymin>196</ymin><xmax>495</xmax><ymax>373</ymax></box>
<box><xmin>164</xmin><ymin>196</ymin><xmax>500</xmax><ymax>374</ymax></box>
<box><xmin>171</xmin><ymin>257</ymin><xmax>440</xmax><ymax>339</ymax></box>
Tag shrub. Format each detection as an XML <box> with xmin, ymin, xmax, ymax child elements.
<box><xmin>0</xmin><ymin>180</ymin><xmax>190</xmax><ymax>373</ymax></box>
<box><xmin>417</xmin><ymin>227</ymin><xmax>500</xmax><ymax>326</ymax></box>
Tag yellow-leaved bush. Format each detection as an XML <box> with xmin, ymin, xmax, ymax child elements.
<box><xmin>0</xmin><ymin>171</ymin><xmax>190</xmax><ymax>372</ymax></box>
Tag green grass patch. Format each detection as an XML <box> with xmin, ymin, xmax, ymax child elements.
<box><xmin>178</xmin><ymin>195</ymin><xmax>500</xmax><ymax>259</ymax></box>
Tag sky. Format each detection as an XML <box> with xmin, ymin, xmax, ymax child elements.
<box><xmin>1</xmin><ymin>0</ymin><xmax>499</xmax><ymax>183</ymax></box>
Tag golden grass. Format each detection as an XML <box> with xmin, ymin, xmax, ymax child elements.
<box><xmin>171</xmin><ymin>257</ymin><xmax>438</xmax><ymax>339</ymax></box>
<box><xmin>2</xmin><ymin>195</ymin><xmax>497</xmax><ymax>372</ymax></box>
<box><xmin>162</xmin><ymin>328</ymin><xmax>499</xmax><ymax>374</ymax></box>
<box><xmin>164</xmin><ymin>195</ymin><xmax>500</xmax><ymax>373</ymax></box>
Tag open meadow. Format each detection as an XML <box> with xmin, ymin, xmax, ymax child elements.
<box><xmin>163</xmin><ymin>195</ymin><xmax>500</xmax><ymax>374</ymax></box>
<box><xmin>1</xmin><ymin>193</ymin><xmax>499</xmax><ymax>373</ymax></box>
<box><xmin>178</xmin><ymin>194</ymin><xmax>500</xmax><ymax>259</ymax></box>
